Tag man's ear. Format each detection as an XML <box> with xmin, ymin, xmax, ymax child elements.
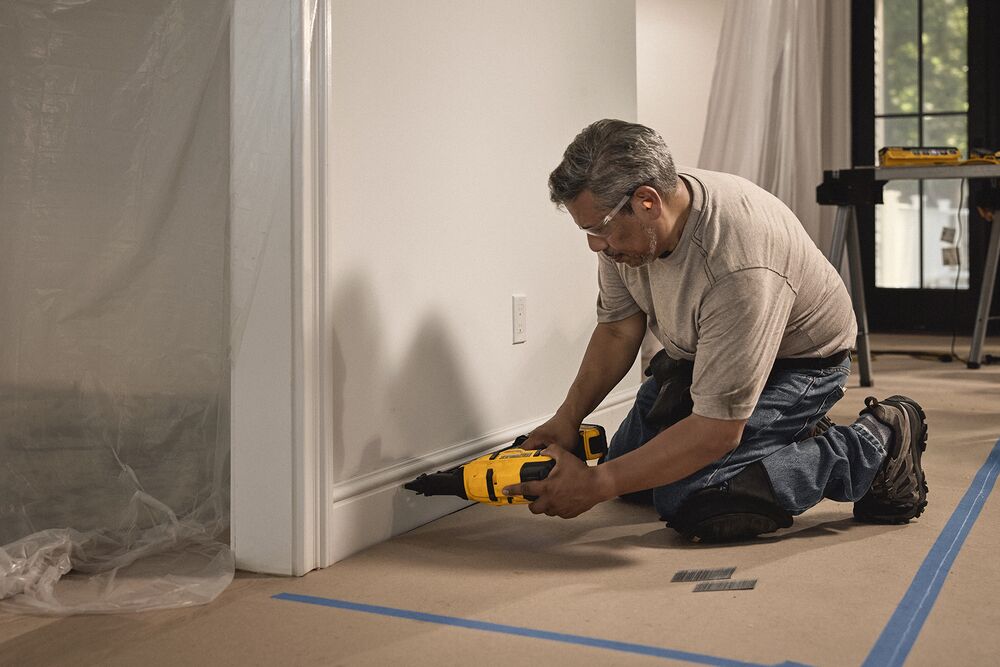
<box><xmin>633</xmin><ymin>185</ymin><xmax>659</xmax><ymax>213</ymax></box>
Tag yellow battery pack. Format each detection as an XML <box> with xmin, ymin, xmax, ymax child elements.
<box><xmin>578</xmin><ymin>424</ymin><xmax>606</xmax><ymax>461</ymax></box>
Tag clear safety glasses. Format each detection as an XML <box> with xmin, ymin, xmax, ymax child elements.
<box><xmin>581</xmin><ymin>193</ymin><xmax>631</xmax><ymax>237</ymax></box>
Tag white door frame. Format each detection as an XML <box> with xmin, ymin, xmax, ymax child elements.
<box><xmin>230</xmin><ymin>0</ymin><xmax>331</xmax><ymax>576</ymax></box>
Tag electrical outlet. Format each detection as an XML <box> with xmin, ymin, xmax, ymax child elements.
<box><xmin>512</xmin><ymin>294</ymin><xmax>526</xmax><ymax>344</ymax></box>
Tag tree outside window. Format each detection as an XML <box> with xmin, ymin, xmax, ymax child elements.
<box><xmin>874</xmin><ymin>0</ymin><xmax>968</xmax><ymax>289</ymax></box>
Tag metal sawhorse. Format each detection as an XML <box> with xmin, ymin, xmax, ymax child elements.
<box><xmin>817</xmin><ymin>164</ymin><xmax>1000</xmax><ymax>387</ymax></box>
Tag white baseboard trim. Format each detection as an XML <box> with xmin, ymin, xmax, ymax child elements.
<box><xmin>323</xmin><ymin>384</ymin><xmax>639</xmax><ymax>566</ymax></box>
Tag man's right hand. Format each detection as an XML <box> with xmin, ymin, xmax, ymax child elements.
<box><xmin>519</xmin><ymin>412</ymin><xmax>581</xmax><ymax>452</ymax></box>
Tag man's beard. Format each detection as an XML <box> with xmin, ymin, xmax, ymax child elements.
<box><xmin>606</xmin><ymin>225</ymin><xmax>659</xmax><ymax>266</ymax></box>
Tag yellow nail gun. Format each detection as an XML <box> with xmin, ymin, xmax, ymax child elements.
<box><xmin>404</xmin><ymin>424</ymin><xmax>607</xmax><ymax>505</ymax></box>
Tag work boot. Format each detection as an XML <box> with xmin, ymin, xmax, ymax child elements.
<box><xmin>853</xmin><ymin>396</ymin><xmax>928</xmax><ymax>524</ymax></box>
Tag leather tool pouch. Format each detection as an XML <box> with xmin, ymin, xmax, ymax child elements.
<box><xmin>644</xmin><ymin>349</ymin><xmax>694</xmax><ymax>432</ymax></box>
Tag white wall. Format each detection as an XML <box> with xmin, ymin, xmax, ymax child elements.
<box><xmin>636</xmin><ymin>0</ymin><xmax>727</xmax><ymax>166</ymax></box>
<box><xmin>321</xmin><ymin>0</ymin><xmax>638</xmax><ymax>562</ymax></box>
<box><xmin>327</xmin><ymin>0</ymin><xmax>636</xmax><ymax>487</ymax></box>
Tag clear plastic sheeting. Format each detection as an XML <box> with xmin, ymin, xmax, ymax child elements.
<box><xmin>0</xmin><ymin>506</ymin><xmax>233</xmax><ymax>615</ymax></box>
<box><xmin>0</xmin><ymin>0</ymin><xmax>234</xmax><ymax>614</ymax></box>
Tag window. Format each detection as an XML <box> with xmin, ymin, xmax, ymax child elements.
<box><xmin>873</xmin><ymin>0</ymin><xmax>968</xmax><ymax>289</ymax></box>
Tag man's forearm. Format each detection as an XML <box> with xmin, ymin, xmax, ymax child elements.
<box><xmin>556</xmin><ymin>312</ymin><xmax>647</xmax><ymax>425</ymax></box>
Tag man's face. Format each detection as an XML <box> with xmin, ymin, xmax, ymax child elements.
<box><xmin>566</xmin><ymin>190</ymin><xmax>659</xmax><ymax>267</ymax></box>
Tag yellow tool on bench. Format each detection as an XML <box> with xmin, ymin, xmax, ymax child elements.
<box><xmin>878</xmin><ymin>146</ymin><xmax>961</xmax><ymax>167</ymax></box>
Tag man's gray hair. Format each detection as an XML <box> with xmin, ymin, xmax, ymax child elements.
<box><xmin>548</xmin><ymin>119</ymin><xmax>678</xmax><ymax>211</ymax></box>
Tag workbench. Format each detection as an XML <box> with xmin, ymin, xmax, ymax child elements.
<box><xmin>816</xmin><ymin>164</ymin><xmax>1000</xmax><ymax>386</ymax></box>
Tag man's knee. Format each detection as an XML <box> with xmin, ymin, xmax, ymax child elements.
<box><xmin>665</xmin><ymin>461</ymin><xmax>793</xmax><ymax>543</ymax></box>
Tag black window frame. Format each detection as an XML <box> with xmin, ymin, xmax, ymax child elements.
<box><xmin>851</xmin><ymin>0</ymin><xmax>1000</xmax><ymax>334</ymax></box>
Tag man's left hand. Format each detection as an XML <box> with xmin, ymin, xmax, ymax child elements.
<box><xmin>501</xmin><ymin>446</ymin><xmax>613</xmax><ymax>518</ymax></box>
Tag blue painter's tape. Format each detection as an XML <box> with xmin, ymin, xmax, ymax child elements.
<box><xmin>863</xmin><ymin>437</ymin><xmax>1000</xmax><ymax>667</ymax></box>
<box><xmin>273</xmin><ymin>592</ymin><xmax>781</xmax><ymax>667</ymax></box>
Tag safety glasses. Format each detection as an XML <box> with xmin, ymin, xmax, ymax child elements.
<box><xmin>581</xmin><ymin>193</ymin><xmax>631</xmax><ymax>237</ymax></box>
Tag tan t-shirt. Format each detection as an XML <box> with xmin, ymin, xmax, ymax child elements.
<box><xmin>597</xmin><ymin>168</ymin><xmax>857</xmax><ymax>420</ymax></box>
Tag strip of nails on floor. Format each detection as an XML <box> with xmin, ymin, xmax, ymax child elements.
<box><xmin>672</xmin><ymin>567</ymin><xmax>756</xmax><ymax>591</ymax></box>
<box><xmin>693</xmin><ymin>579</ymin><xmax>757</xmax><ymax>592</ymax></box>
<box><xmin>671</xmin><ymin>567</ymin><xmax>736</xmax><ymax>582</ymax></box>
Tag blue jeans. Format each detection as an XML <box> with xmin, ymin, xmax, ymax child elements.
<box><xmin>604</xmin><ymin>358</ymin><xmax>887</xmax><ymax>520</ymax></box>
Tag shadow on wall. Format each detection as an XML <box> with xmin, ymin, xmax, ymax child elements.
<box><xmin>328</xmin><ymin>272</ymin><xmax>486</xmax><ymax>488</ymax></box>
